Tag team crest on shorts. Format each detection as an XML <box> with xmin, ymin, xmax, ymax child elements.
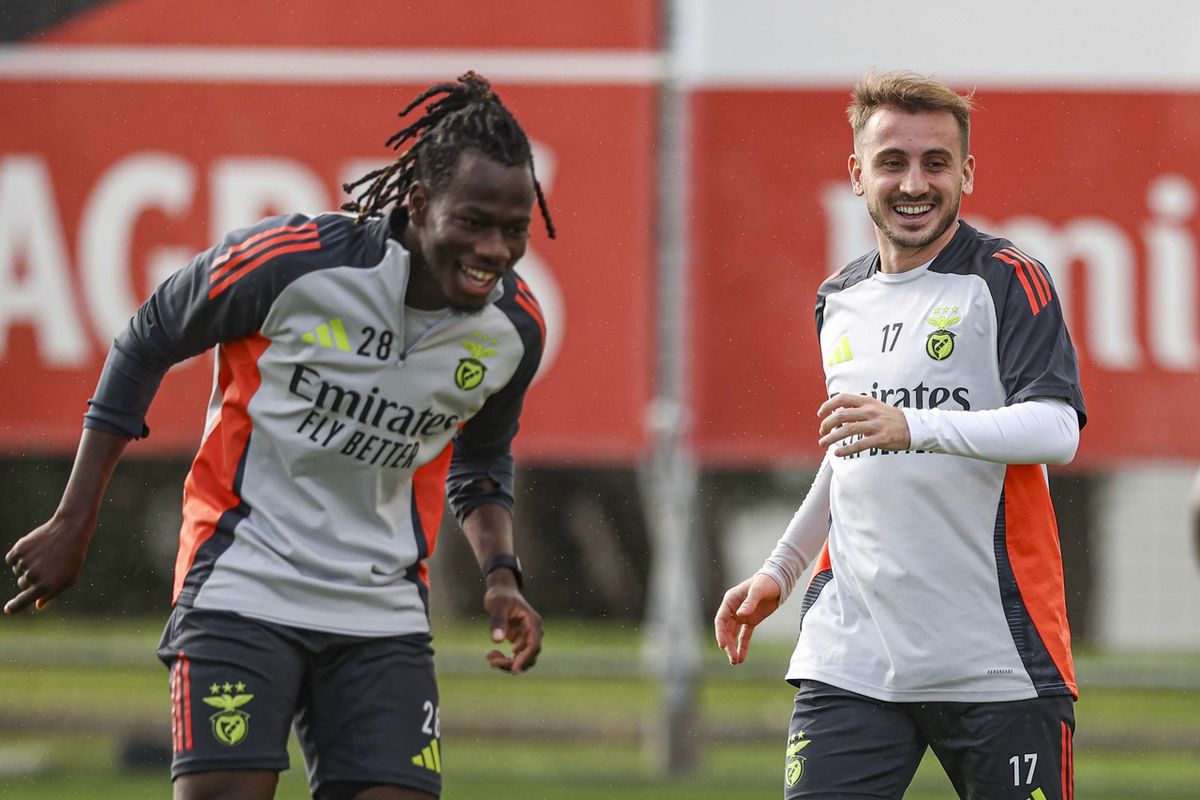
<box><xmin>925</xmin><ymin>306</ymin><xmax>961</xmax><ymax>361</ymax></box>
<box><xmin>785</xmin><ymin>730</ymin><xmax>811</xmax><ymax>788</ymax></box>
<box><xmin>202</xmin><ymin>681</ymin><xmax>254</xmax><ymax>746</ymax></box>
<box><xmin>455</xmin><ymin>334</ymin><xmax>499</xmax><ymax>390</ymax></box>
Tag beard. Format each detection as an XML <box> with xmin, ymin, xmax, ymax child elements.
<box><xmin>867</xmin><ymin>191</ymin><xmax>962</xmax><ymax>250</ymax></box>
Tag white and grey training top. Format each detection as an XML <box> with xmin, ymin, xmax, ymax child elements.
<box><xmin>771</xmin><ymin>221</ymin><xmax>1087</xmax><ymax>703</ymax></box>
<box><xmin>85</xmin><ymin>210</ymin><xmax>545</xmax><ymax>637</ymax></box>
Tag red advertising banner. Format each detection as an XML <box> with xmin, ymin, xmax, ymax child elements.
<box><xmin>5</xmin><ymin>2</ymin><xmax>1198</xmax><ymax>467</ymax></box>
<box><xmin>689</xmin><ymin>89</ymin><xmax>1200</xmax><ymax>465</ymax></box>
<box><xmin>0</xmin><ymin>0</ymin><xmax>657</xmax><ymax>462</ymax></box>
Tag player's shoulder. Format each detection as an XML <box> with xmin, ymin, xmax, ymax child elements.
<box><xmin>818</xmin><ymin>250</ymin><xmax>878</xmax><ymax>299</ymax></box>
<box><xmin>205</xmin><ymin>211</ymin><xmax>393</xmax><ymax>300</ymax></box>
<box><xmin>216</xmin><ymin>211</ymin><xmax>390</xmax><ymax>270</ymax></box>
<box><xmin>930</xmin><ymin>221</ymin><xmax>1048</xmax><ymax>279</ymax></box>
<box><xmin>933</xmin><ymin>222</ymin><xmax>1061</xmax><ymax>318</ymax></box>
<box><xmin>494</xmin><ymin>271</ymin><xmax>546</xmax><ymax>353</ymax></box>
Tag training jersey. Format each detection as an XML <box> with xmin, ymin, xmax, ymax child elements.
<box><xmin>84</xmin><ymin>210</ymin><xmax>544</xmax><ymax>637</ymax></box>
<box><xmin>789</xmin><ymin>221</ymin><xmax>1087</xmax><ymax>702</ymax></box>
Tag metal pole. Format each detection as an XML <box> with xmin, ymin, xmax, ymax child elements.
<box><xmin>640</xmin><ymin>0</ymin><xmax>701</xmax><ymax>774</ymax></box>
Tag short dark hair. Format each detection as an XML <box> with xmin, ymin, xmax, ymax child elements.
<box><xmin>848</xmin><ymin>70</ymin><xmax>975</xmax><ymax>157</ymax></box>
<box><xmin>343</xmin><ymin>71</ymin><xmax>555</xmax><ymax>238</ymax></box>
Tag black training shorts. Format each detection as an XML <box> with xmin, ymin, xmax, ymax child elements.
<box><xmin>157</xmin><ymin>605</ymin><xmax>442</xmax><ymax>797</ymax></box>
<box><xmin>784</xmin><ymin>679</ymin><xmax>1074</xmax><ymax>800</ymax></box>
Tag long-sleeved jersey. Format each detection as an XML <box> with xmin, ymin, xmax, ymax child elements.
<box><xmin>85</xmin><ymin>210</ymin><xmax>544</xmax><ymax>636</ymax></box>
<box><xmin>789</xmin><ymin>221</ymin><xmax>1087</xmax><ymax>702</ymax></box>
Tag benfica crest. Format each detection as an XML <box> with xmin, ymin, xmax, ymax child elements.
<box><xmin>203</xmin><ymin>683</ymin><xmax>254</xmax><ymax>746</ymax></box>
<box><xmin>455</xmin><ymin>334</ymin><xmax>499</xmax><ymax>390</ymax></box>
<box><xmin>925</xmin><ymin>306</ymin><xmax>962</xmax><ymax>361</ymax></box>
<box><xmin>785</xmin><ymin>731</ymin><xmax>811</xmax><ymax>788</ymax></box>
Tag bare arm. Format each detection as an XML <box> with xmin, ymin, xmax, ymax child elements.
<box><xmin>5</xmin><ymin>429</ymin><xmax>130</xmax><ymax>614</ymax></box>
<box><xmin>460</xmin><ymin>499</ymin><xmax>542</xmax><ymax>674</ymax></box>
<box><xmin>714</xmin><ymin>455</ymin><xmax>832</xmax><ymax>666</ymax></box>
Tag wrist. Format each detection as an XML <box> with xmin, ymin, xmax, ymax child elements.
<box><xmin>482</xmin><ymin>553</ymin><xmax>524</xmax><ymax>590</ymax></box>
<box><xmin>51</xmin><ymin>503</ymin><xmax>98</xmax><ymax>535</ymax></box>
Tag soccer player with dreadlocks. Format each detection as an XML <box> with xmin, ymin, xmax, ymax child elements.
<box><xmin>6</xmin><ymin>72</ymin><xmax>552</xmax><ymax>800</ymax></box>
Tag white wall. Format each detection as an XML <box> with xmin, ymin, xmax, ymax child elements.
<box><xmin>673</xmin><ymin>0</ymin><xmax>1200</xmax><ymax>89</ymax></box>
<box><xmin>1095</xmin><ymin>467</ymin><xmax>1200</xmax><ymax>649</ymax></box>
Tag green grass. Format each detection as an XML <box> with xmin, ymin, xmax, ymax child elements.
<box><xmin>2</xmin><ymin>616</ymin><xmax>1199</xmax><ymax>799</ymax></box>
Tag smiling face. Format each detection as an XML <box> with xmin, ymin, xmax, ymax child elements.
<box><xmin>849</xmin><ymin>106</ymin><xmax>975</xmax><ymax>273</ymax></box>
<box><xmin>403</xmin><ymin>149</ymin><xmax>536</xmax><ymax>312</ymax></box>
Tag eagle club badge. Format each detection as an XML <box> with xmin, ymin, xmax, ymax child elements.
<box><xmin>785</xmin><ymin>731</ymin><xmax>811</xmax><ymax>788</ymax></box>
<box><xmin>203</xmin><ymin>682</ymin><xmax>254</xmax><ymax>746</ymax></box>
<box><xmin>925</xmin><ymin>305</ymin><xmax>962</xmax><ymax>361</ymax></box>
<box><xmin>455</xmin><ymin>333</ymin><xmax>499</xmax><ymax>390</ymax></box>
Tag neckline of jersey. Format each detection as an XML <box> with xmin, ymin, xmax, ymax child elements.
<box><xmin>873</xmin><ymin>258</ymin><xmax>934</xmax><ymax>284</ymax></box>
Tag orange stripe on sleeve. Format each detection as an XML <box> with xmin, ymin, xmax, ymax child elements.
<box><xmin>1003</xmin><ymin>465</ymin><xmax>1077</xmax><ymax>697</ymax></box>
<box><xmin>1006</xmin><ymin>248</ymin><xmax>1051</xmax><ymax>307</ymax></box>
<box><xmin>994</xmin><ymin>252</ymin><xmax>1043</xmax><ymax>315</ymax></box>
<box><xmin>514</xmin><ymin>277</ymin><xmax>542</xmax><ymax>310</ymax></box>
<box><xmin>174</xmin><ymin>334</ymin><xmax>271</xmax><ymax>602</ymax></box>
<box><xmin>210</xmin><ymin>223</ymin><xmax>316</xmax><ymax>271</ymax></box>
<box><xmin>515</xmin><ymin>278</ymin><xmax>546</xmax><ymax>328</ymax></box>
<box><xmin>1014</xmin><ymin>248</ymin><xmax>1053</xmax><ymax>303</ymax></box>
<box><xmin>514</xmin><ymin>293</ymin><xmax>545</xmax><ymax>342</ymax></box>
<box><xmin>208</xmin><ymin>241</ymin><xmax>322</xmax><ymax>299</ymax></box>
<box><xmin>209</xmin><ymin>227</ymin><xmax>319</xmax><ymax>284</ymax></box>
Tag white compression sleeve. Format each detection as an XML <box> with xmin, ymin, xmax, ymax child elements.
<box><xmin>902</xmin><ymin>397</ymin><xmax>1079</xmax><ymax>465</ymax></box>
<box><xmin>758</xmin><ymin>453</ymin><xmax>833</xmax><ymax>603</ymax></box>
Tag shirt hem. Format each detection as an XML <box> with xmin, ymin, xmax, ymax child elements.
<box><xmin>188</xmin><ymin>596</ymin><xmax>431</xmax><ymax>638</ymax></box>
<box><xmin>785</xmin><ymin>667</ymin><xmax>1054</xmax><ymax>703</ymax></box>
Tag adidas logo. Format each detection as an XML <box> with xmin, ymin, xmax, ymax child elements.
<box><xmin>826</xmin><ymin>334</ymin><xmax>853</xmax><ymax>366</ymax></box>
<box><xmin>301</xmin><ymin>318</ymin><xmax>351</xmax><ymax>351</ymax></box>
<box><xmin>1026</xmin><ymin>789</ymin><xmax>1047</xmax><ymax>800</ymax></box>
<box><xmin>411</xmin><ymin>739</ymin><xmax>442</xmax><ymax>774</ymax></box>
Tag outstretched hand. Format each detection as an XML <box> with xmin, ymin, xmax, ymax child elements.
<box><xmin>714</xmin><ymin>573</ymin><xmax>782</xmax><ymax>666</ymax></box>
<box><xmin>482</xmin><ymin>576</ymin><xmax>542</xmax><ymax>674</ymax></box>
<box><xmin>5</xmin><ymin>515</ymin><xmax>92</xmax><ymax>615</ymax></box>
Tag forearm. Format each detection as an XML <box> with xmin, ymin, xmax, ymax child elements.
<box><xmin>902</xmin><ymin>397</ymin><xmax>1079</xmax><ymax>465</ymax></box>
<box><xmin>460</xmin><ymin>500</ymin><xmax>519</xmax><ymax>588</ymax></box>
<box><xmin>758</xmin><ymin>453</ymin><xmax>833</xmax><ymax>603</ymax></box>
<box><xmin>56</xmin><ymin>428</ymin><xmax>132</xmax><ymax>530</ymax></box>
<box><xmin>5</xmin><ymin>428</ymin><xmax>131</xmax><ymax>613</ymax></box>
<box><xmin>461</xmin><ymin>502</ymin><xmax>515</xmax><ymax>561</ymax></box>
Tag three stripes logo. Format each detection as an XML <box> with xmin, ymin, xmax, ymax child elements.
<box><xmin>1025</xmin><ymin>789</ymin><xmax>1048</xmax><ymax>800</ymax></box>
<box><xmin>302</xmin><ymin>318</ymin><xmax>351</xmax><ymax>352</ymax></box>
<box><xmin>208</xmin><ymin>222</ymin><xmax>322</xmax><ymax>300</ymax></box>
<box><xmin>412</xmin><ymin>739</ymin><xmax>442</xmax><ymax>774</ymax></box>
<box><xmin>513</xmin><ymin>275</ymin><xmax>545</xmax><ymax>342</ymax></box>
<box><xmin>993</xmin><ymin>247</ymin><xmax>1054</xmax><ymax>316</ymax></box>
<box><xmin>826</xmin><ymin>334</ymin><xmax>853</xmax><ymax>366</ymax></box>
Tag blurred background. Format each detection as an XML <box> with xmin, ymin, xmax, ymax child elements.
<box><xmin>1</xmin><ymin>1</ymin><xmax>1198</xmax><ymax>797</ymax></box>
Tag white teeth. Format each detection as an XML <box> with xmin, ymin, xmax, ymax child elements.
<box><xmin>895</xmin><ymin>204</ymin><xmax>933</xmax><ymax>216</ymax></box>
<box><xmin>462</xmin><ymin>266</ymin><xmax>496</xmax><ymax>284</ymax></box>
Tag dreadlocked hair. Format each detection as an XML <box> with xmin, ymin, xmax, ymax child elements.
<box><xmin>342</xmin><ymin>70</ymin><xmax>555</xmax><ymax>239</ymax></box>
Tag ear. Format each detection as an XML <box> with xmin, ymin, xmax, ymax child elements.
<box><xmin>407</xmin><ymin>183</ymin><xmax>429</xmax><ymax>226</ymax></box>
<box><xmin>848</xmin><ymin>153</ymin><xmax>864</xmax><ymax>196</ymax></box>
<box><xmin>960</xmin><ymin>154</ymin><xmax>976</xmax><ymax>196</ymax></box>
